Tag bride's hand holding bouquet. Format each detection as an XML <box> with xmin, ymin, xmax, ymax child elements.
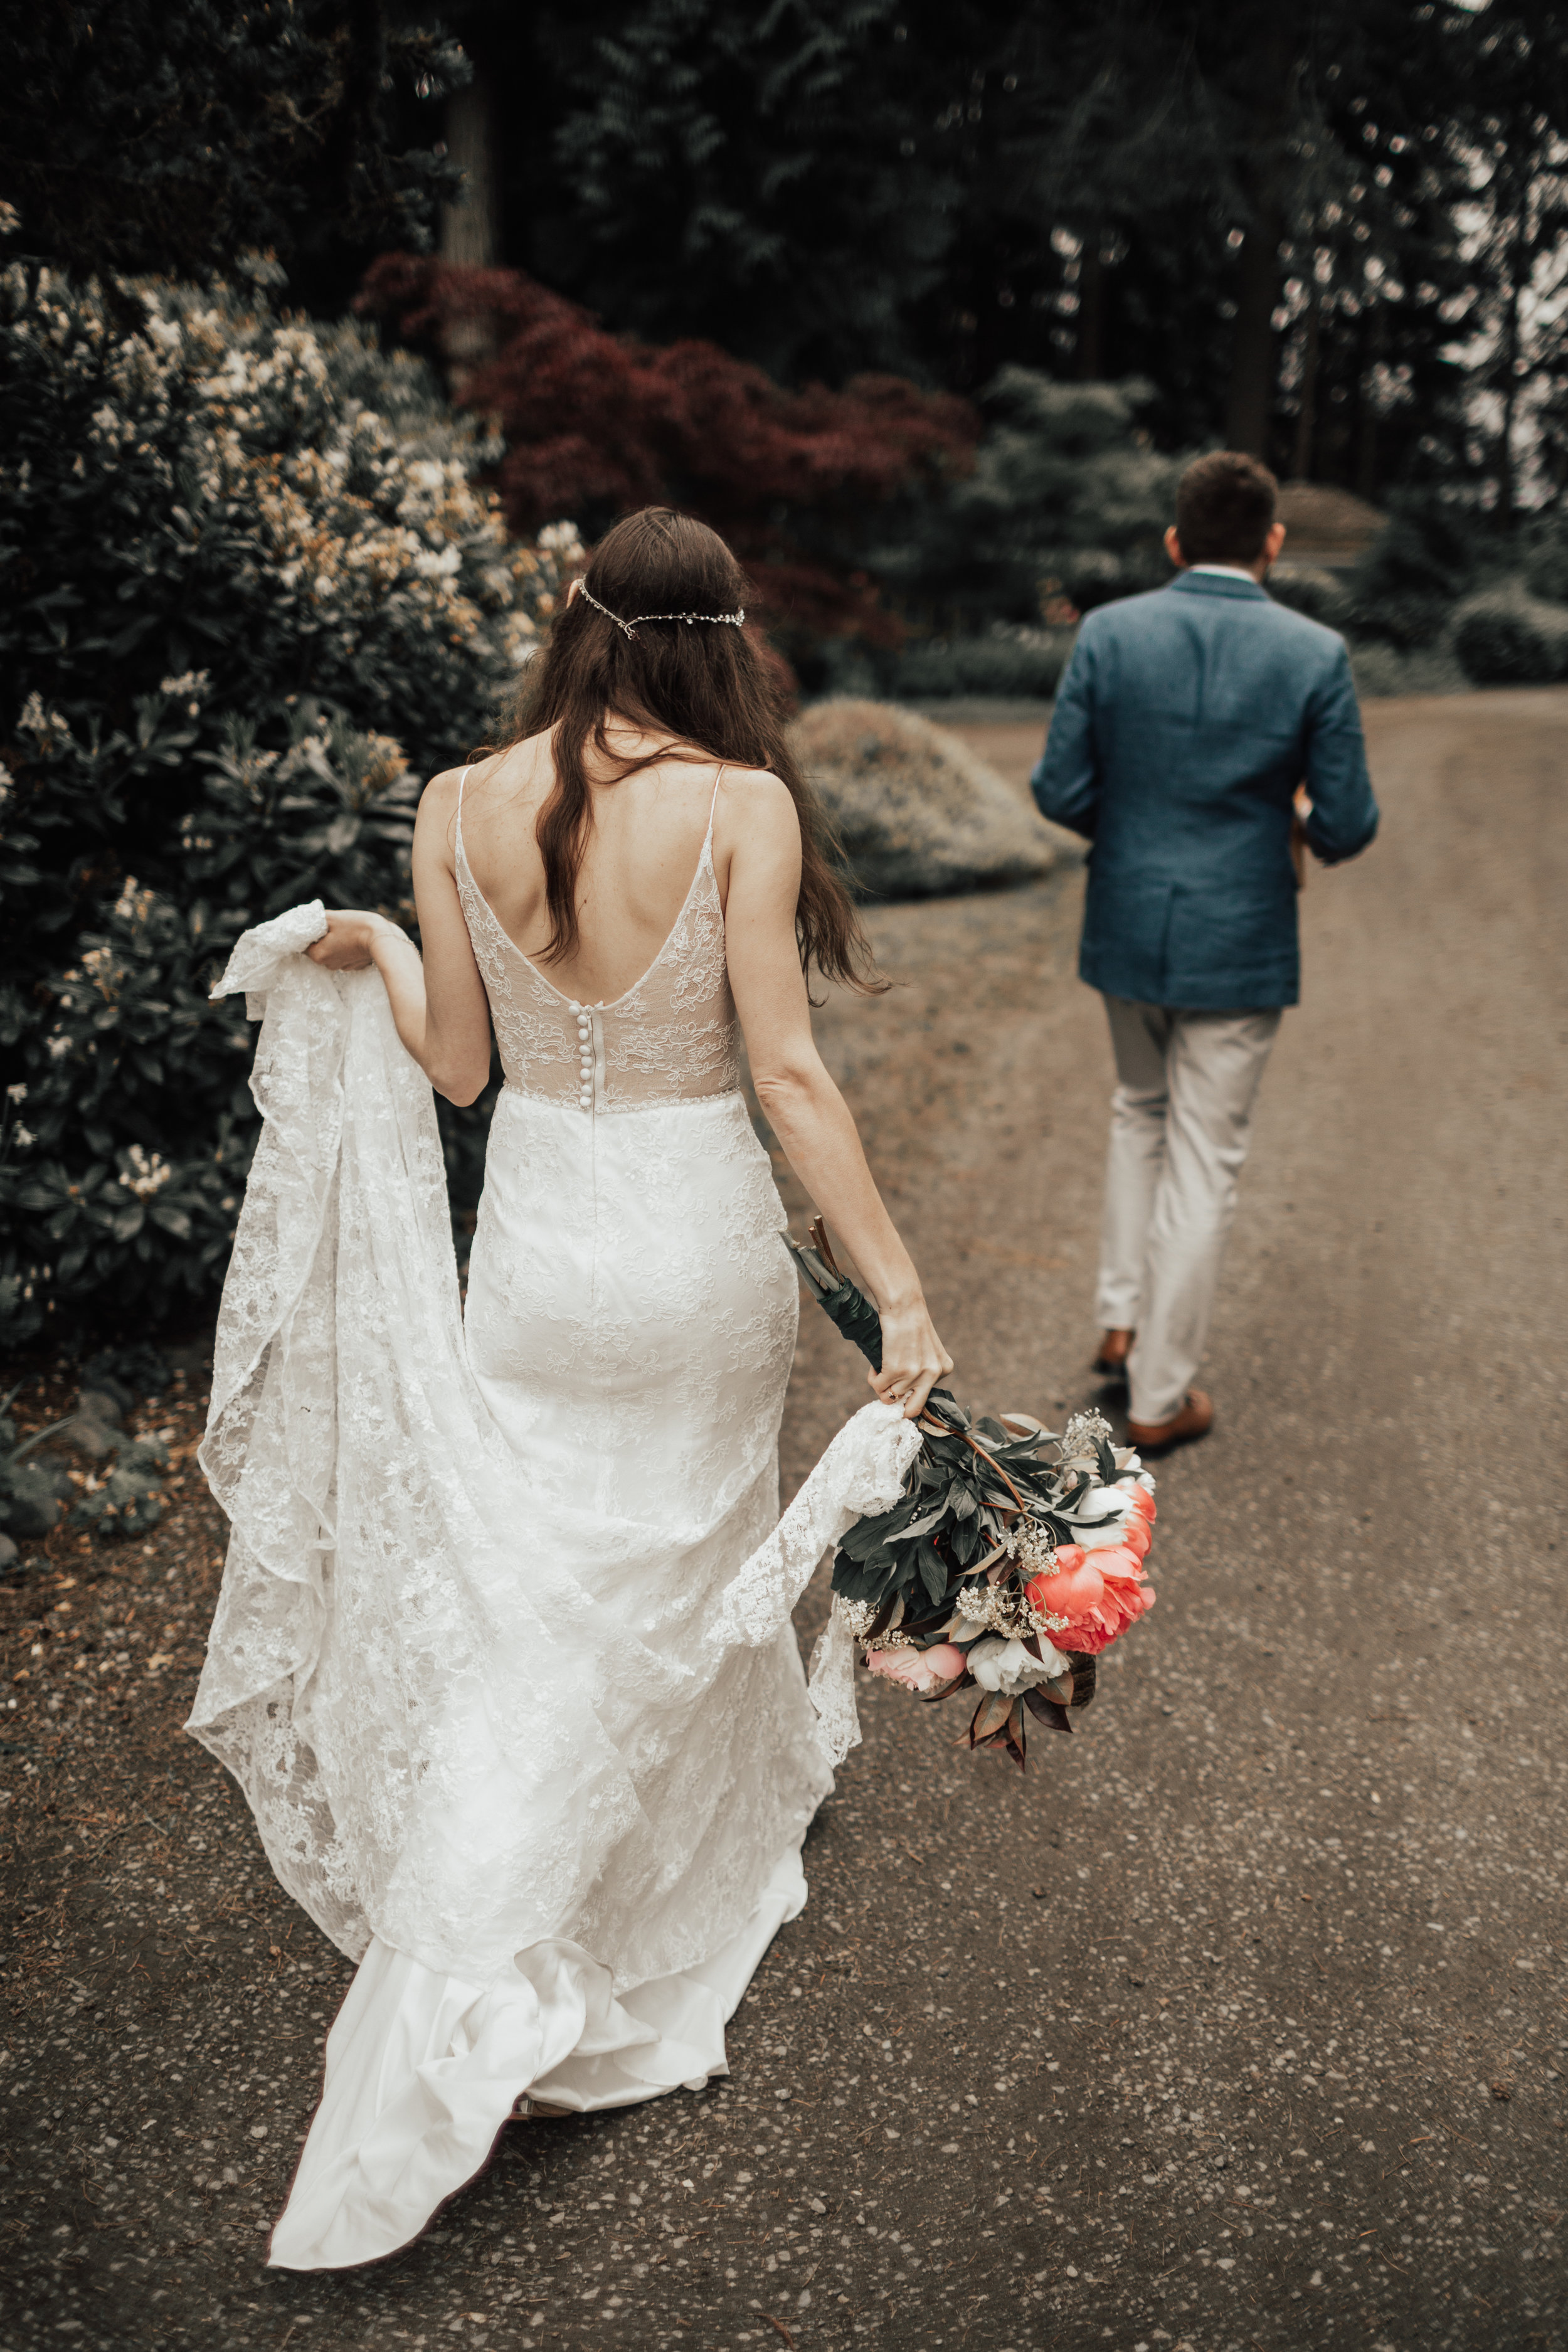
<box><xmin>865</xmin><ymin>1288</ymin><xmax>954</xmax><ymax>1421</ymax></box>
<box><xmin>793</xmin><ymin>1218</ymin><xmax>1158</xmax><ymax>1770</ymax></box>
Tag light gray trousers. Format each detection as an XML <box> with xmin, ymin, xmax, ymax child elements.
<box><xmin>1096</xmin><ymin>997</ymin><xmax>1282</xmax><ymax>1425</ymax></box>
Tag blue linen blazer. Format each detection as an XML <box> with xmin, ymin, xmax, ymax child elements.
<box><xmin>1030</xmin><ymin>571</ymin><xmax>1379</xmax><ymax>1008</ymax></box>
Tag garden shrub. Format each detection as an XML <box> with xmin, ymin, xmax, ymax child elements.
<box><xmin>1268</xmin><ymin>568</ymin><xmax>1353</xmax><ymax>630</ymax></box>
<box><xmin>1451</xmin><ymin>586</ymin><xmax>1568</xmax><ymax>685</ymax></box>
<box><xmin>882</xmin><ymin>628</ymin><xmax>1075</xmax><ymax>701</ymax></box>
<box><xmin>790</xmin><ymin>700</ymin><xmax>1054</xmax><ymax>901</ymax></box>
<box><xmin>1347</xmin><ymin>643</ymin><xmax>1467</xmax><ymax>699</ymax></box>
<box><xmin>1343</xmin><ymin>487</ymin><xmax>1490</xmax><ymax>649</ymax></box>
<box><xmin>0</xmin><ymin>263</ymin><xmax>581</xmax><ymax>1347</ymax></box>
<box><xmin>1521</xmin><ymin>511</ymin><xmax>1568</xmax><ymax>606</ymax></box>
<box><xmin>866</xmin><ymin>371</ymin><xmax>1185</xmax><ymax>635</ymax></box>
<box><xmin>358</xmin><ymin>254</ymin><xmax>978</xmax><ymax>658</ymax></box>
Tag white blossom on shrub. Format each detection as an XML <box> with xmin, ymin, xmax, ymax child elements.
<box><xmin>1</xmin><ymin>267</ymin><xmax>584</xmax><ymax>1343</ymax></box>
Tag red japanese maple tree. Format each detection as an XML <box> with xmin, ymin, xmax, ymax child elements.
<box><xmin>358</xmin><ymin>256</ymin><xmax>978</xmax><ymax>646</ymax></box>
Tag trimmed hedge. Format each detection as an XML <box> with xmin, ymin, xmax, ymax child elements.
<box><xmin>1452</xmin><ymin>588</ymin><xmax>1568</xmax><ymax>686</ymax></box>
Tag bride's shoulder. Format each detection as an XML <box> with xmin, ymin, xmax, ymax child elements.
<box><xmin>712</xmin><ymin>765</ymin><xmax>801</xmax><ymax>888</ymax></box>
<box><xmin>420</xmin><ymin>740</ymin><xmax>544</xmax><ymax>824</ymax></box>
<box><xmin>715</xmin><ymin>763</ymin><xmax>796</xmax><ymax>823</ymax></box>
<box><xmin>422</xmin><ymin>744</ymin><xmax>506</xmax><ymax>802</ymax></box>
<box><xmin>421</xmin><ymin>765</ymin><xmax>467</xmax><ymax>811</ymax></box>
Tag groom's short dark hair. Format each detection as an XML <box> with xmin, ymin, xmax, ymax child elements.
<box><xmin>1175</xmin><ymin>450</ymin><xmax>1278</xmax><ymax>564</ymax></box>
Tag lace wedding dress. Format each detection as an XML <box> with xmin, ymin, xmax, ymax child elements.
<box><xmin>186</xmin><ymin>778</ymin><xmax>918</xmax><ymax>2270</ymax></box>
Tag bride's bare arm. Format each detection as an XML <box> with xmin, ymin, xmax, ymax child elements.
<box><xmin>304</xmin><ymin>770</ymin><xmax>494</xmax><ymax>1106</ymax></box>
<box><xmin>723</xmin><ymin>773</ymin><xmax>953</xmax><ymax>1418</ymax></box>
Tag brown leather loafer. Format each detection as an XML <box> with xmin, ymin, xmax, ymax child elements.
<box><xmin>1126</xmin><ymin>1389</ymin><xmax>1214</xmax><ymax>1452</ymax></box>
<box><xmin>1092</xmin><ymin>1327</ymin><xmax>1135</xmax><ymax>1379</ymax></box>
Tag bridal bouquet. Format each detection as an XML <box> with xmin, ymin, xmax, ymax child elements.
<box><xmin>790</xmin><ymin>1222</ymin><xmax>1157</xmax><ymax>1770</ymax></box>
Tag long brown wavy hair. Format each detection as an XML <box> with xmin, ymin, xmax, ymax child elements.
<box><xmin>503</xmin><ymin>507</ymin><xmax>882</xmax><ymax>990</ymax></box>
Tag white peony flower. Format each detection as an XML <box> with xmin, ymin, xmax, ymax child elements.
<box><xmin>966</xmin><ymin>1634</ymin><xmax>1073</xmax><ymax>1696</ymax></box>
<box><xmin>1069</xmin><ymin>1485</ymin><xmax>1136</xmax><ymax>1548</ymax></box>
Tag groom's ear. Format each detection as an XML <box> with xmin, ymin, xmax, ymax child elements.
<box><xmin>1163</xmin><ymin>524</ymin><xmax>1186</xmax><ymax>570</ymax></box>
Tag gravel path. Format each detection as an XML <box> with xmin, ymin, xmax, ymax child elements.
<box><xmin>2</xmin><ymin>689</ymin><xmax>1564</xmax><ymax>2351</ymax></box>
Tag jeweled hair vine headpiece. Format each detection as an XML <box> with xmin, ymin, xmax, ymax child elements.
<box><xmin>578</xmin><ymin>583</ymin><xmax>746</xmax><ymax>640</ymax></box>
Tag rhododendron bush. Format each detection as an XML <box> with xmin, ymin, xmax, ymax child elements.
<box><xmin>0</xmin><ymin>263</ymin><xmax>582</xmax><ymax>1343</ymax></box>
<box><xmin>791</xmin><ymin>1224</ymin><xmax>1157</xmax><ymax>1770</ymax></box>
<box><xmin>358</xmin><ymin>255</ymin><xmax>978</xmax><ymax>654</ymax></box>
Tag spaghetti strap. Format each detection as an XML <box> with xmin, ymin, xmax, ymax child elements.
<box><xmin>704</xmin><ymin>765</ymin><xmax>724</xmax><ymax>849</ymax></box>
<box><xmin>454</xmin><ymin>765</ymin><xmax>472</xmax><ymax>859</ymax></box>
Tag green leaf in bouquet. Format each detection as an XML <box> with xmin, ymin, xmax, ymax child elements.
<box><xmin>839</xmin><ymin>1542</ymin><xmax>902</xmax><ymax>1599</ymax></box>
<box><xmin>901</xmin><ymin>1496</ymin><xmax>951</xmax><ymax>1544</ymax></box>
<box><xmin>847</xmin><ymin>1491</ymin><xmax>921</xmax><ymax>1545</ymax></box>
<box><xmin>838</xmin><ymin>1517</ymin><xmax>893</xmax><ymax>1564</ymax></box>
<box><xmin>1097</xmin><ymin>1436</ymin><xmax>1120</xmax><ymax>1486</ymax></box>
<box><xmin>916</xmin><ymin>1538</ymin><xmax>948</xmax><ymax>1606</ymax></box>
<box><xmin>950</xmin><ymin>1516</ymin><xmax>985</xmax><ymax>1568</ymax></box>
<box><xmin>1024</xmin><ymin>1687</ymin><xmax>1073</xmax><ymax>1736</ymax></box>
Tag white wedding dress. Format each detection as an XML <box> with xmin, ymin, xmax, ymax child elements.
<box><xmin>186</xmin><ymin>779</ymin><xmax>918</xmax><ymax>2270</ymax></box>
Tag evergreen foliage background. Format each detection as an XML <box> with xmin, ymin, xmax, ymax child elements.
<box><xmin>0</xmin><ymin>1</ymin><xmax>470</xmax><ymax>295</ymax></box>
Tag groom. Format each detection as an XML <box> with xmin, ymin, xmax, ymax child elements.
<box><xmin>1031</xmin><ymin>450</ymin><xmax>1379</xmax><ymax>1450</ymax></box>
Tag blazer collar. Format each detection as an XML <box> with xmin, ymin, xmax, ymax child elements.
<box><xmin>1168</xmin><ymin>570</ymin><xmax>1269</xmax><ymax>602</ymax></box>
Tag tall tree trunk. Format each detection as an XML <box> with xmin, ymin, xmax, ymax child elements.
<box><xmin>1226</xmin><ymin>189</ymin><xmax>1285</xmax><ymax>457</ymax></box>
<box><xmin>439</xmin><ymin>73</ymin><xmax>499</xmax><ymax>391</ymax></box>
<box><xmin>1224</xmin><ymin>15</ymin><xmax>1297</xmax><ymax>459</ymax></box>
<box><xmin>441</xmin><ymin>76</ymin><xmax>498</xmax><ymax>267</ymax></box>
<box><xmin>1497</xmin><ymin>255</ymin><xmax>1523</xmax><ymax>529</ymax></box>
<box><xmin>1290</xmin><ymin>284</ymin><xmax>1320</xmax><ymax>480</ymax></box>
<box><xmin>1077</xmin><ymin>240</ymin><xmax>1105</xmax><ymax>380</ymax></box>
<box><xmin>1354</xmin><ymin>305</ymin><xmax>1383</xmax><ymax>503</ymax></box>
<box><xmin>1355</xmin><ymin>400</ymin><xmax>1377</xmax><ymax>503</ymax></box>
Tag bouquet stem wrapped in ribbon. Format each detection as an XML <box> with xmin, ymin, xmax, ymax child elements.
<box><xmin>790</xmin><ymin>1220</ymin><xmax>1157</xmax><ymax>1771</ymax></box>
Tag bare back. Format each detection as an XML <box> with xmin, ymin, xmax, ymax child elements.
<box><xmin>406</xmin><ymin>715</ymin><xmax>820</xmax><ymax>1135</ymax></box>
<box><xmin>453</xmin><ymin>729</ymin><xmax>734</xmax><ymax>1005</ymax></box>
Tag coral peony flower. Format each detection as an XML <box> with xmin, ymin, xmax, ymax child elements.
<box><xmin>1086</xmin><ymin>1544</ymin><xmax>1147</xmax><ymax>1583</ymax></box>
<box><xmin>1117</xmin><ymin>1473</ymin><xmax>1157</xmax><ymax>1518</ymax></box>
<box><xmin>1056</xmin><ymin>1578</ymin><xmax>1157</xmax><ymax>1655</ymax></box>
<box><xmin>966</xmin><ymin>1634</ymin><xmax>1072</xmax><ymax>1695</ymax></box>
<box><xmin>1026</xmin><ymin>1550</ymin><xmax>1105</xmax><ymax>1620</ymax></box>
<box><xmin>865</xmin><ymin>1641</ymin><xmax>968</xmax><ymax>1693</ymax></box>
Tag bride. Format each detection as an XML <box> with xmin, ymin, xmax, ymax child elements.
<box><xmin>186</xmin><ymin>507</ymin><xmax>951</xmax><ymax>2269</ymax></box>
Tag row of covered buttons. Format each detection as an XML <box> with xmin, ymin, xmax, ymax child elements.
<box><xmin>569</xmin><ymin>1001</ymin><xmax>599</xmax><ymax>1111</ymax></box>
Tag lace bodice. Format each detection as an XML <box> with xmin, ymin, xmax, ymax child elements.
<box><xmin>454</xmin><ymin>771</ymin><xmax>742</xmax><ymax>1111</ymax></box>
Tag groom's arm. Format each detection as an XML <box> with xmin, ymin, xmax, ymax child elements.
<box><xmin>1300</xmin><ymin>642</ymin><xmax>1379</xmax><ymax>865</ymax></box>
<box><xmin>1030</xmin><ymin>630</ymin><xmax>1101</xmax><ymax>839</ymax></box>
